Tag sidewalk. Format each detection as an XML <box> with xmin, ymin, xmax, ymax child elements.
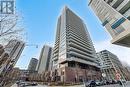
<box><xmin>5</xmin><ymin>83</ymin><xmax>14</xmax><ymax>87</ymax></box>
<box><xmin>49</xmin><ymin>85</ymin><xmax>85</xmax><ymax>87</ymax></box>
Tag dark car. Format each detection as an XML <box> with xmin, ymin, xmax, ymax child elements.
<box><xmin>16</xmin><ymin>81</ymin><xmax>20</xmax><ymax>84</ymax></box>
<box><xmin>31</xmin><ymin>82</ymin><xmax>38</xmax><ymax>86</ymax></box>
<box><xmin>88</xmin><ymin>80</ymin><xmax>96</xmax><ymax>87</ymax></box>
<box><xmin>111</xmin><ymin>80</ymin><xmax>117</xmax><ymax>84</ymax></box>
<box><xmin>106</xmin><ymin>81</ymin><xmax>110</xmax><ymax>85</ymax></box>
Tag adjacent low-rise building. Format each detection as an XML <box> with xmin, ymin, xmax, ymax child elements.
<box><xmin>97</xmin><ymin>50</ymin><xmax>126</xmax><ymax>81</ymax></box>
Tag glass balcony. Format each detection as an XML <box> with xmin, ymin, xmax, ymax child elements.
<box><xmin>111</xmin><ymin>17</ymin><xmax>126</xmax><ymax>29</ymax></box>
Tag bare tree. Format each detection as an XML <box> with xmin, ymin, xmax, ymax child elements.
<box><xmin>0</xmin><ymin>14</ymin><xmax>24</xmax><ymax>44</ymax></box>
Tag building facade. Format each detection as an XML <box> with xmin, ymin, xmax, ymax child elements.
<box><xmin>28</xmin><ymin>58</ymin><xmax>38</xmax><ymax>73</ymax></box>
<box><xmin>0</xmin><ymin>40</ymin><xmax>25</xmax><ymax>76</ymax></box>
<box><xmin>0</xmin><ymin>40</ymin><xmax>25</xmax><ymax>85</ymax></box>
<box><xmin>121</xmin><ymin>64</ymin><xmax>130</xmax><ymax>81</ymax></box>
<box><xmin>52</xmin><ymin>6</ymin><xmax>101</xmax><ymax>83</ymax></box>
<box><xmin>97</xmin><ymin>50</ymin><xmax>126</xmax><ymax>81</ymax></box>
<box><xmin>122</xmin><ymin>67</ymin><xmax>130</xmax><ymax>81</ymax></box>
<box><xmin>7</xmin><ymin>67</ymin><xmax>20</xmax><ymax>81</ymax></box>
<box><xmin>89</xmin><ymin>0</ymin><xmax>130</xmax><ymax>47</ymax></box>
<box><xmin>36</xmin><ymin>45</ymin><xmax>53</xmax><ymax>73</ymax></box>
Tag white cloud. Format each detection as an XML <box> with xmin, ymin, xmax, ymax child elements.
<box><xmin>94</xmin><ymin>39</ymin><xmax>130</xmax><ymax>65</ymax></box>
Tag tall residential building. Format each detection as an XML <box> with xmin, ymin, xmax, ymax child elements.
<box><xmin>122</xmin><ymin>66</ymin><xmax>130</xmax><ymax>81</ymax></box>
<box><xmin>0</xmin><ymin>40</ymin><xmax>25</xmax><ymax>76</ymax></box>
<box><xmin>121</xmin><ymin>64</ymin><xmax>130</xmax><ymax>81</ymax></box>
<box><xmin>97</xmin><ymin>50</ymin><xmax>126</xmax><ymax>80</ymax></box>
<box><xmin>52</xmin><ymin>6</ymin><xmax>101</xmax><ymax>83</ymax></box>
<box><xmin>28</xmin><ymin>58</ymin><xmax>38</xmax><ymax>72</ymax></box>
<box><xmin>5</xmin><ymin>40</ymin><xmax>25</xmax><ymax>65</ymax></box>
<box><xmin>89</xmin><ymin>0</ymin><xmax>130</xmax><ymax>47</ymax></box>
<box><xmin>36</xmin><ymin>45</ymin><xmax>52</xmax><ymax>73</ymax></box>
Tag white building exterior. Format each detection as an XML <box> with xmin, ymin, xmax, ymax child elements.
<box><xmin>52</xmin><ymin>6</ymin><xmax>99</xmax><ymax>70</ymax></box>
<box><xmin>36</xmin><ymin>45</ymin><xmax>53</xmax><ymax>73</ymax></box>
<box><xmin>89</xmin><ymin>0</ymin><xmax>130</xmax><ymax>47</ymax></box>
<box><xmin>97</xmin><ymin>50</ymin><xmax>126</xmax><ymax>80</ymax></box>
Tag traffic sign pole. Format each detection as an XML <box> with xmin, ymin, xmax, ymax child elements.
<box><xmin>115</xmin><ymin>72</ymin><xmax>125</xmax><ymax>87</ymax></box>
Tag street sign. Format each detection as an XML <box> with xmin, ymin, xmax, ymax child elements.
<box><xmin>116</xmin><ymin>73</ymin><xmax>121</xmax><ymax>80</ymax></box>
<box><xmin>0</xmin><ymin>0</ymin><xmax>15</xmax><ymax>14</ymax></box>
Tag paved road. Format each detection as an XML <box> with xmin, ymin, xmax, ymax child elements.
<box><xmin>11</xmin><ymin>82</ymin><xmax>130</xmax><ymax>87</ymax></box>
<box><xmin>11</xmin><ymin>84</ymin><xmax>47</xmax><ymax>87</ymax></box>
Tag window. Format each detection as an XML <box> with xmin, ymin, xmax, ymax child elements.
<box><xmin>100</xmin><ymin>8</ymin><xmax>105</xmax><ymax>14</ymax></box>
<box><xmin>111</xmin><ymin>17</ymin><xmax>126</xmax><ymax>29</ymax></box>
<box><xmin>102</xmin><ymin>20</ymin><xmax>108</xmax><ymax>26</ymax></box>
<box><xmin>104</xmin><ymin>12</ymin><xmax>110</xmax><ymax>18</ymax></box>
<box><xmin>109</xmin><ymin>19</ymin><xmax>116</xmax><ymax>24</ymax></box>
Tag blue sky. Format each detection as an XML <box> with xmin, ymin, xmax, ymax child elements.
<box><xmin>15</xmin><ymin>0</ymin><xmax>130</xmax><ymax>69</ymax></box>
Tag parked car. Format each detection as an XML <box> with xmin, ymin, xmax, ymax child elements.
<box><xmin>16</xmin><ymin>81</ymin><xmax>20</xmax><ymax>84</ymax></box>
<box><xmin>111</xmin><ymin>80</ymin><xmax>117</xmax><ymax>84</ymax></box>
<box><xmin>31</xmin><ymin>82</ymin><xmax>38</xmax><ymax>86</ymax></box>
<box><xmin>122</xmin><ymin>80</ymin><xmax>126</xmax><ymax>83</ymax></box>
<box><xmin>88</xmin><ymin>80</ymin><xmax>96</xmax><ymax>87</ymax></box>
<box><xmin>106</xmin><ymin>80</ymin><xmax>110</xmax><ymax>85</ymax></box>
<box><xmin>100</xmin><ymin>80</ymin><xmax>106</xmax><ymax>85</ymax></box>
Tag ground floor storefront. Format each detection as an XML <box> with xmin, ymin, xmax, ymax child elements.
<box><xmin>58</xmin><ymin>66</ymin><xmax>101</xmax><ymax>83</ymax></box>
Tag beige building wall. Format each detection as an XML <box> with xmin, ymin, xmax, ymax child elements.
<box><xmin>89</xmin><ymin>0</ymin><xmax>130</xmax><ymax>47</ymax></box>
<box><xmin>36</xmin><ymin>45</ymin><xmax>52</xmax><ymax>73</ymax></box>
